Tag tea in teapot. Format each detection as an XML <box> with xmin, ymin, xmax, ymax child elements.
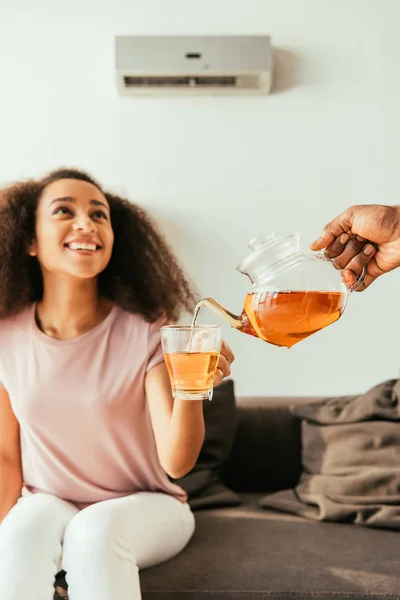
<box><xmin>192</xmin><ymin>233</ymin><xmax>364</xmax><ymax>349</ymax></box>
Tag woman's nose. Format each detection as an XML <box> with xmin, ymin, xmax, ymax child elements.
<box><xmin>72</xmin><ymin>215</ymin><xmax>95</xmax><ymax>232</ymax></box>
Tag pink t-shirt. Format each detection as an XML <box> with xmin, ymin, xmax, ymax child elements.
<box><xmin>0</xmin><ymin>304</ymin><xmax>186</xmax><ymax>506</ymax></box>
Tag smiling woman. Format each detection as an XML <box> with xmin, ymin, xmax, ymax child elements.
<box><xmin>0</xmin><ymin>167</ymin><xmax>235</xmax><ymax>599</ymax></box>
<box><xmin>26</xmin><ymin>178</ymin><xmax>116</xmax><ymax>290</ymax></box>
<box><xmin>50</xmin><ymin>196</ymin><xmax>110</xmax><ymax>255</ymax></box>
<box><xmin>0</xmin><ymin>168</ymin><xmax>197</xmax><ymax>320</ymax></box>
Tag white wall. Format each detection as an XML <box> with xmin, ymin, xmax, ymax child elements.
<box><xmin>0</xmin><ymin>0</ymin><xmax>399</xmax><ymax>397</ymax></box>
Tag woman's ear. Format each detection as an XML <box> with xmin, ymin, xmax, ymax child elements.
<box><xmin>27</xmin><ymin>240</ymin><xmax>37</xmax><ymax>257</ymax></box>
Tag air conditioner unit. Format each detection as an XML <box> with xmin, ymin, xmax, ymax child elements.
<box><xmin>115</xmin><ymin>35</ymin><xmax>272</xmax><ymax>96</ymax></box>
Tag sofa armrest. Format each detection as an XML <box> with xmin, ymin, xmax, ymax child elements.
<box><xmin>222</xmin><ymin>396</ymin><xmax>322</xmax><ymax>493</ymax></box>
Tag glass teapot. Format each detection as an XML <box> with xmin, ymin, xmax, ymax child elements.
<box><xmin>195</xmin><ymin>232</ymin><xmax>365</xmax><ymax>349</ymax></box>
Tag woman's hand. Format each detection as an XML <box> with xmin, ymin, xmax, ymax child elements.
<box><xmin>214</xmin><ymin>341</ymin><xmax>235</xmax><ymax>386</ymax></box>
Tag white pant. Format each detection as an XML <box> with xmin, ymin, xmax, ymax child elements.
<box><xmin>0</xmin><ymin>491</ymin><xmax>195</xmax><ymax>600</ymax></box>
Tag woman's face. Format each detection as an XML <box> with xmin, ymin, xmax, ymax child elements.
<box><xmin>29</xmin><ymin>178</ymin><xmax>114</xmax><ymax>280</ymax></box>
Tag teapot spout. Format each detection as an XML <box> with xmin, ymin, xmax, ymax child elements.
<box><xmin>193</xmin><ymin>298</ymin><xmax>242</xmax><ymax>330</ymax></box>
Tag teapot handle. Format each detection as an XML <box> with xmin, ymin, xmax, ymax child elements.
<box><xmin>347</xmin><ymin>266</ymin><xmax>366</xmax><ymax>293</ymax></box>
<box><xmin>316</xmin><ymin>251</ymin><xmax>366</xmax><ymax>293</ymax></box>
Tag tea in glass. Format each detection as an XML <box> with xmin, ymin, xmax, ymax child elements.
<box><xmin>161</xmin><ymin>325</ymin><xmax>221</xmax><ymax>400</ymax></box>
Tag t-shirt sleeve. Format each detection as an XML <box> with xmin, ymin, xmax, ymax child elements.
<box><xmin>146</xmin><ymin>316</ymin><xmax>168</xmax><ymax>373</ymax></box>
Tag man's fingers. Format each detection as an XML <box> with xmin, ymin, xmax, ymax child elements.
<box><xmin>343</xmin><ymin>268</ymin><xmax>375</xmax><ymax>292</ymax></box>
<box><xmin>338</xmin><ymin>244</ymin><xmax>376</xmax><ymax>276</ymax></box>
<box><xmin>324</xmin><ymin>234</ymin><xmax>366</xmax><ymax>262</ymax></box>
<box><xmin>328</xmin><ymin>240</ymin><xmax>375</xmax><ymax>277</ymax></box>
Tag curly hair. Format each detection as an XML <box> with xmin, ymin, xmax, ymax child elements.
<box><xmin>0</xmin><ymin>168</ymin><xmax>198</xmax><ymax>322</ymax></box>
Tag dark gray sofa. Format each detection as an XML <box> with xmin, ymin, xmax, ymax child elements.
<box><xmin>56</xmin><ymin>395</ymin><xmax>400</xmax><ymax>599</ymax></box>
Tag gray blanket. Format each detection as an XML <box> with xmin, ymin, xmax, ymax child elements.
<box><xmin>260</xmin><ymin>378</ymin><xmax>400</xmax><ymax>529</ymax></box>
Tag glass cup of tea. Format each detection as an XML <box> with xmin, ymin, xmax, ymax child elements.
<box><xmin>161</xmin><ymin>325</ymin><xmax>222</xmax><ymax>401</ymax></box>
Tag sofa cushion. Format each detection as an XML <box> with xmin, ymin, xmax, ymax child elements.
<box><xmin>140</xmin><ymin>493</ymin><xmax>400</xmax><ymax>599</ymax></box>
<box><xmin>260</xmin><ymin>379</ymin><xmax>400</xmax><ymax>529</ymax></box>
<box><xmin>172</xmin><ymin>378</ymin><xmax>241</xmax><ymax>509</ymax></box>
<box><xmin>223</xmin><ymin>396</ymin><xmax>320</xmax><ymax>492</ymax></box>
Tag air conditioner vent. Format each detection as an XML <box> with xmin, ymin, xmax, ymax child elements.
<box><xmin>123</xmin><ymin>75</ymin><xmax>260</xmax><ymax>89</ymax></box>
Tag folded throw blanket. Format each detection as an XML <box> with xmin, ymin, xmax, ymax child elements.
<box><xmin>260</xmin><ymin>379</ymin><xmax>400</xmax><ymax>530</ymax></box>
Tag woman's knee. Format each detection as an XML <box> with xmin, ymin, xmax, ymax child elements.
<box><xmin>0</xmin><ymin>523</ymin><xmax>38</xmax><ymax>562</ymax></box>
<box><xmin>63</xmin><ymin>506</ymin><xmax>126</xmax><ymax>566</ymax></box>
<box><xmin>1</xmin><ymin>500</ymin><xmax>46</xmax><ymax>553</ymax></box>
<box><xmin>0</xmin><ymin>493</ymin><xmax>76</xmax><ymax>564</ymax></box>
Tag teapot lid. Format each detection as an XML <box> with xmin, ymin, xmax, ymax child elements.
<box><xmin>237</xmin><ymin>232</ymin><xmax>302</xmax><ymax>284</ymax></box>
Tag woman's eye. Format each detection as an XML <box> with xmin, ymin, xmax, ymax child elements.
<box><xmin>53</xmin><ymin>206</ymin><xmax>72</xmax><ymax>216</ymax></box>
<box><xmin>93</xmin><ymin>210</ymin><xmax>108</xmax><ymax>220</ymax></box>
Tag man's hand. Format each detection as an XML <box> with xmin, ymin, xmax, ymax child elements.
<box><xmin>310</xmin><ymin>204</ymin><xmax>400</xmax><ymax>290</ymax></box>
<box><xmin>214</xmin><ymin>341</ymin><xmax>235</xmax><ymax>386</ymax></box>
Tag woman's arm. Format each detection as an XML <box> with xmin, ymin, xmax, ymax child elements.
<box><xmin>0</xmin><ymin>387</ymin><xmax>22</xmax><ymax>523</ymax></box>
<box><xmin>145</xmin><ymin>362</ymin><xmax>206</xmax><ymax>479</ymax></box>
